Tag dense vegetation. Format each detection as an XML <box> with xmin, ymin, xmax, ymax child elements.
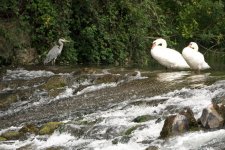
<box><xmin>0</xmin><ymin>0</ymin><xmax>225</xmax><ymax>67</ymax></box>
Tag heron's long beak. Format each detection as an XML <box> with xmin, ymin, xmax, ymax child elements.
<box><xmin>63</xmin><ymin>39</ymin><xmax>70</xmax><ymax>42</ymax></box>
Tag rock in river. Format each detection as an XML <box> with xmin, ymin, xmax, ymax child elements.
<box><xmin>160</xmin><ymin>107</ymin><xmax>198</xmax><ymax>139</ymax></box>
<box><xmin>199</xmin><ymin>103</ymin><xmax>224</xmax><ymax>129</ymax></box>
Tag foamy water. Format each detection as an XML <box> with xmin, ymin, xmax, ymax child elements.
<box><xmin>0</xmin><ymin>69</ymin><xmax>225</xmax><ymax>150</ymax></box>
<box><xmin>3</xmin><ymin>68</ymin><xmax>55</xmax><ymax>81</ymax></box>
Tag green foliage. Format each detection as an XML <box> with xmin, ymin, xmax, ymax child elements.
<box><xmin>1</xmin><ymin>0</ymin><xmax>225</xmax><ymax>66</ymax></box>
<box><xmin>71</xmin><ymin>0</ymin><xmax>159</xmax><ymax>66</ymax></box>
<box><xmin>21</xmin><ymin>0</ymin><xmax>76</xmax><ymax>64</ymax></box>
<box><xmin>178</xmin><ymin>0</ymin><xmax>225</xmax><ymax>45</ymax></box>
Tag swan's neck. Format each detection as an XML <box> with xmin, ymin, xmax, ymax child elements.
<box><xmin>161</xmin><ymin>41</ymin><xmax>167</xmax><ymax>48</ymax></box>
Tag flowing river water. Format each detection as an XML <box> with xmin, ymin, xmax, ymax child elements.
<box><xmin>0</xmin><ymin>66</ymin><xmax>225</xmax><ymax>150</ymax></box>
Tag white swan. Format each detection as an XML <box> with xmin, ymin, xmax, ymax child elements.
<box><xmin>151</xmin><ymin>38</ymin><xmax>190</xmax><ymax>69</ymax></box>
<box><xmin>182</xmin><ymin>42</ymin><xmax>210</xmax><ymax>71</ymax></box>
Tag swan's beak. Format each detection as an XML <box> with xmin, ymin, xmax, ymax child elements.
<box><xmin>151</xmin><ymin>43</ymin><xmax>156</xmax><ymax>49</ymax></box>
<box><xmin>188</xmin><ymin>44</ymin><xmax>192</xmax><ymax>48</ymax></box>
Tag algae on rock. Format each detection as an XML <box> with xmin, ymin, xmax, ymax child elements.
<box><xmin>39</xmin><ymin>122</ymin><xmax>63</xmax><ymax>135</ymax></box>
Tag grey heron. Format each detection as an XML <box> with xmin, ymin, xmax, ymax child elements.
<box><xmin>44</xmin><ymin>38</ymin><xmax>69</xmax><ymax>65</ymax></box>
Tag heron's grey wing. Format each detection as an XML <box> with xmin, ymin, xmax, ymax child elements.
<box><xmin>44</xmin><ymin>45</ymin><xmax>60</xmax><ymax>64</ymax></box>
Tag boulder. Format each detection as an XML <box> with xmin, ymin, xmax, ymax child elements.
<box><xmin>212</xmin><ymin>92</ymin><xmax>225</xmax><ymax>105</ymax></box>
<box><xmin>199</xmin><ymin>104</ymin><xmax>224</xmax><ymax>129</ymax></box>
<box><xmin>160</xmin><ymin>107</ymin><xmax>198</xmax><ymax>139</ymax></box>
<box><xmin>180</xmin><ymin>107</ymin><xmax>199</xmax><ymax>131</ymax></box>
<box><xmin>172</xmin><ymin>114</ymin><xmax>189</xmax><ymax>135</ymax></box>
<box><xmin>159</xmin><ymin>115</ymin><xmax>176</xmax><ymax>139</ymax></box>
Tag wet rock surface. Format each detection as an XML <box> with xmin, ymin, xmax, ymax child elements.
<box><xmin>200</xmin><ymin>103</ymin><xmax>224</xmax><ymax>129</ymax></box>
<box><xmin>160</xmin><ymin>107</ymin><xmax>198</xmax><ymax>139</ymax></box>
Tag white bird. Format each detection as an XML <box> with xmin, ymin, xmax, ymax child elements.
<box><xmin>182</xmin><ymin>42</ymin><xmax>210</xmax><ymax>71</ymax></box>
<box><xmin>151</xmin><ymin>38</ymin><xmax>190</xmax><ymax>70</ymax></box>
<box><xmin>44</xmin><ymin>38</ymin><xmax>70</xmax><ymax>65</ymax></box>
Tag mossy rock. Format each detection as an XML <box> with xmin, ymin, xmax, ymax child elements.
<box><xmin>42</xmin><ymin>76</ymin><xmax>67</xmax><ymax>91</ymax></box>
<box><xmin>19</xmin><ymin>123</ymin><xmax>39</xmax><ymax>134</ymax></box>
<box><xmin>0</xmin><ymin>136</ymin><xmax>7</xmax><ymax>141</ymax></box>
<box><xmin>39</xmin><ymin>122</ymin><xmax>63</xmax><ymax>135</ymax></box>
<box><xmin>1</xmin><ymin>130</ymin><xmax>23</xmax><ymax>140</ymax></box>
<box><xmin>133</xmin><ymin>115</ymin><xmax>154</xmax><ymax>123</ymax></box>
<box><xmin>124</xmin><ymin>125</ymin><xmax>140</xmax><ymax>135</ymax></box>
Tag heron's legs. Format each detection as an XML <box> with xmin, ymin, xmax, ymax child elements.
<box><xmin>52</xmin><ymin>59</ymin><xmax>56</xmax><ymax>65</ymax></box>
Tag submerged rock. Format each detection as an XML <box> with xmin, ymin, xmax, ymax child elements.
<box><xmin>59</xmin><ymin>123</ymin><xmax>88</xmax><ymax>138</ymax></box>
<box><xmin>19</xmin><ymin>123</ymin><xmax>39</xmax><ymax>134</ymax></box>
<box><xmin>72</xmin><ymin>68</ymin><xmax>96</xmax><ymax>76</ymax></box>
<box><xmin>94</xmin><ymin>74</ymin><xmax>121</xmax><ymax>84</ymax></box>
<box><xmin>0</xmin><ymin>137</ymin><xmax>7</xmax><ymax>141</ymax></box>
<box><xmin>0</xmin><ymin>88</ymin><xmax>35</xmax><ymax>110</ymax></box>
<box><xmin>39</xmin><ymin>122</ymin><xmax>63</xmax><ymax>135</ymax></box>
<box><xmin>0</xmin><ymin>124</ymin><xmax>39</xmax><ymax>141</ymax></box>
<box><xmin>124</xmin><ymin>125</ymin><xmax>140</xmax><ymax>135</ymax></box>
<box><xmin>0</xmin><ymin>92</ymin><xmax>18</xmax><ymax>110</ymax></box>
<box><xmin>199</xmin><ymin>104</ymin><xmax>224</xmax><ymax>129</ymax></box>
<box><xmin>133</xmin><ymin>115</ymin><xmax>154</xmax><ymax>123</ymax></box>
<box><xmin>145</xmin><ymin>146</ymin><xmax>159</xmax><ymax>150</ymax></box>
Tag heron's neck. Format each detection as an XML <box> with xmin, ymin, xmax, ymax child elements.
<box><xmin>58</xmin><ymin>41</ymin><xmax>64</xmax><ymax>52</ymax></box>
